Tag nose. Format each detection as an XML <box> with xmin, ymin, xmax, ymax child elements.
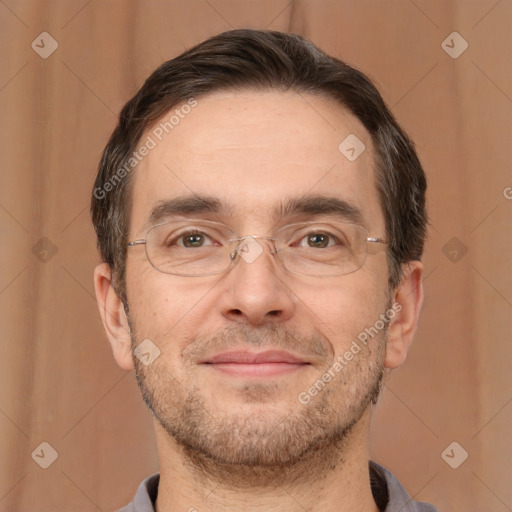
<box><xmin>219</xmin><ymin>237</ymin><xmax>296</xmax><ymax>326</ymax></box>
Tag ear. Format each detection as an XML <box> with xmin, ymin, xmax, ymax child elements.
<box><xmin>384</xmin><ymin>260</ymin><xmax>424</xmax><ymax>369</ymax></box>
<box><xmin>93</xmin><ymin>263</ymin><xmax>134</xmax><ymax>370</ymax></box>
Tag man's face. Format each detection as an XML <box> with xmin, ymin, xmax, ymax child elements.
<box><xmin>125</xmin><ymin>90</ymin><xmax>391</xmax><ymax>470</ymax></box>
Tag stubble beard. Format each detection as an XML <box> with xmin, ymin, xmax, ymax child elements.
<box><xmin>130</xmin><ymin>320</ymin><xmax>386</xmax><ymax>488</ymax></box>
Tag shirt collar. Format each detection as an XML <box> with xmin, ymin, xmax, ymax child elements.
<box><xmin>122</xmin><ymin>461</ymin><xmax>436</xmax><ymax>512</ymax></box>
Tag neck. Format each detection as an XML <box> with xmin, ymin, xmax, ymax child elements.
<box><xmin>154</xmin><ymin>408</ymin><xmax>379</xmax><ymax>512</ymax></box>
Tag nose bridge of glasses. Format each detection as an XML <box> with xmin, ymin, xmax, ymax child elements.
<box><xmin>229</xmin><ymin>235</ymin><xmax>279</xmax><ymax>265</ymax></box>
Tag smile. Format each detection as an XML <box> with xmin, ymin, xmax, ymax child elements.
<box><xmin>201</xmin><ymin>350</ymin><xmax>311</xmax><ymax>377</ymax></box>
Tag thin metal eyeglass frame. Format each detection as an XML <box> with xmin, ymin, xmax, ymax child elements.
<box><xmin>127</xmin><ymin>221</ymin><xmax>388</xmax><ymax>277</ymax></box>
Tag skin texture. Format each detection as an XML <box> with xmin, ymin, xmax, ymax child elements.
<box><xmin>94</xmin><ymin>90</ymin><xmax>424</xmax><ymax>512</ymax></box>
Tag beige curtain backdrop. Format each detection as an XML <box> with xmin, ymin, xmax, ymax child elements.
<box><xmin>1</xmin><ymin>0</ymin><xmax>511</xmax><ymax>510</ymax></box>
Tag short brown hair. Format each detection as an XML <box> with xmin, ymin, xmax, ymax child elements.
<box><xmin>91</xmin><ymin>28</ymin><xmax>427</xmax><ymax>305</ymax></box>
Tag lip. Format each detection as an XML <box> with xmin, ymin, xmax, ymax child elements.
<box><xmin>205</xmin><ymin>350</ymin><xmax>307</xmax><ymax>364</ymax></box>
<box><xmin>201</xmin><ymin>350</ymin><xmax>310</xmax><ymax>377</ymax></box>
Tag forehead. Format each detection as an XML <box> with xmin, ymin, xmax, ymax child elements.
<box><xmin>129</xmin><ymin>90</ymin><xmax>384</xmax><ymax>235</ymax></box>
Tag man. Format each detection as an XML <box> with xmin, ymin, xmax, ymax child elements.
<box><xmin>91</xmin><ymin>29</ymin><xmax>436</xmax><ymax>512</ymax></box>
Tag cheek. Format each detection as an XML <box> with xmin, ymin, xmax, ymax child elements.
<box><xmin>295</xmin><ymin>269</ymin><xmax>388</xmax><ymax>352</ymax></box>
<box><xmin>125</xmin><ymin>265</ymin><xmax>221</xmax><ymax>344</ymax></box>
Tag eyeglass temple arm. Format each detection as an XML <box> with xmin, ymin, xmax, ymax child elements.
<box><xmin>366</xmin><ymin>237</ymin><xmax>388</xmax><ymax>245</ymax></box>
<box><xmin>127</xmin><ymin>240</ymin><xmax>147</xmax><ymax>247</ymax></box>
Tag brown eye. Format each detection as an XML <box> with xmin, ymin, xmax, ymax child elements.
<box><xmin>182</xmin><ymin>234</ymin><xmax>206</xmax><ymax>247</ymax></box>
<box><xmin>297</xmin><ymin>232</ymin><xmax>338</xmax><ymax>249</ymax></box>
<box><xmin>306</xmin><ymin>233</ymin><xmax>330</xmax><ymax>248</ymax></box>
<box><xmin>179</xmin><ymin>232</ymin><xmax>213</xmax><ymax>248</ymax></box>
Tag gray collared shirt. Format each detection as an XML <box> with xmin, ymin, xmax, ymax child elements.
<box><xmin>118</xmin><ymin>461</ymin><xmax>437</xmax><ymax>511</ymax></box>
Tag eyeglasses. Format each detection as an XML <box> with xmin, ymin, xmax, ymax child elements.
<box><xmin>127</xmin><ymin>219</ymin><xmax>388</xmax><ymax>277</ymax></box>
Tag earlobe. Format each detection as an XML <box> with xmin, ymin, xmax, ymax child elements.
<box><xmin>93</xmin><ymin>263</ymin><xmax>134</xmax><ymax>370</ymax></box>
<box><xmin>384</xmin><ymin>261</ymin><xmax>424</xmax><ymax>369</ymax></box>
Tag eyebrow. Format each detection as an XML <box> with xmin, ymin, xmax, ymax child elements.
<box><xmin>143</xmin><ymin>193</ymin><xmax>365</xmax><ymax>232</ymax></box>
<box><xmin>144</xmin><ymin>195</ymin><xmax>226</xmax><ymax>231</ymax></box>
<box><xmin>279</xmin><ymin>195</ymin><xmax>364</xmax><ymax>226</ymax></box>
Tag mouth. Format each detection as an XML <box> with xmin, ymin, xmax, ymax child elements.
<box><xmin>200</xmin><ymin>350</ymin><xmax>311</xmax><ymax>377</ymax></box>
